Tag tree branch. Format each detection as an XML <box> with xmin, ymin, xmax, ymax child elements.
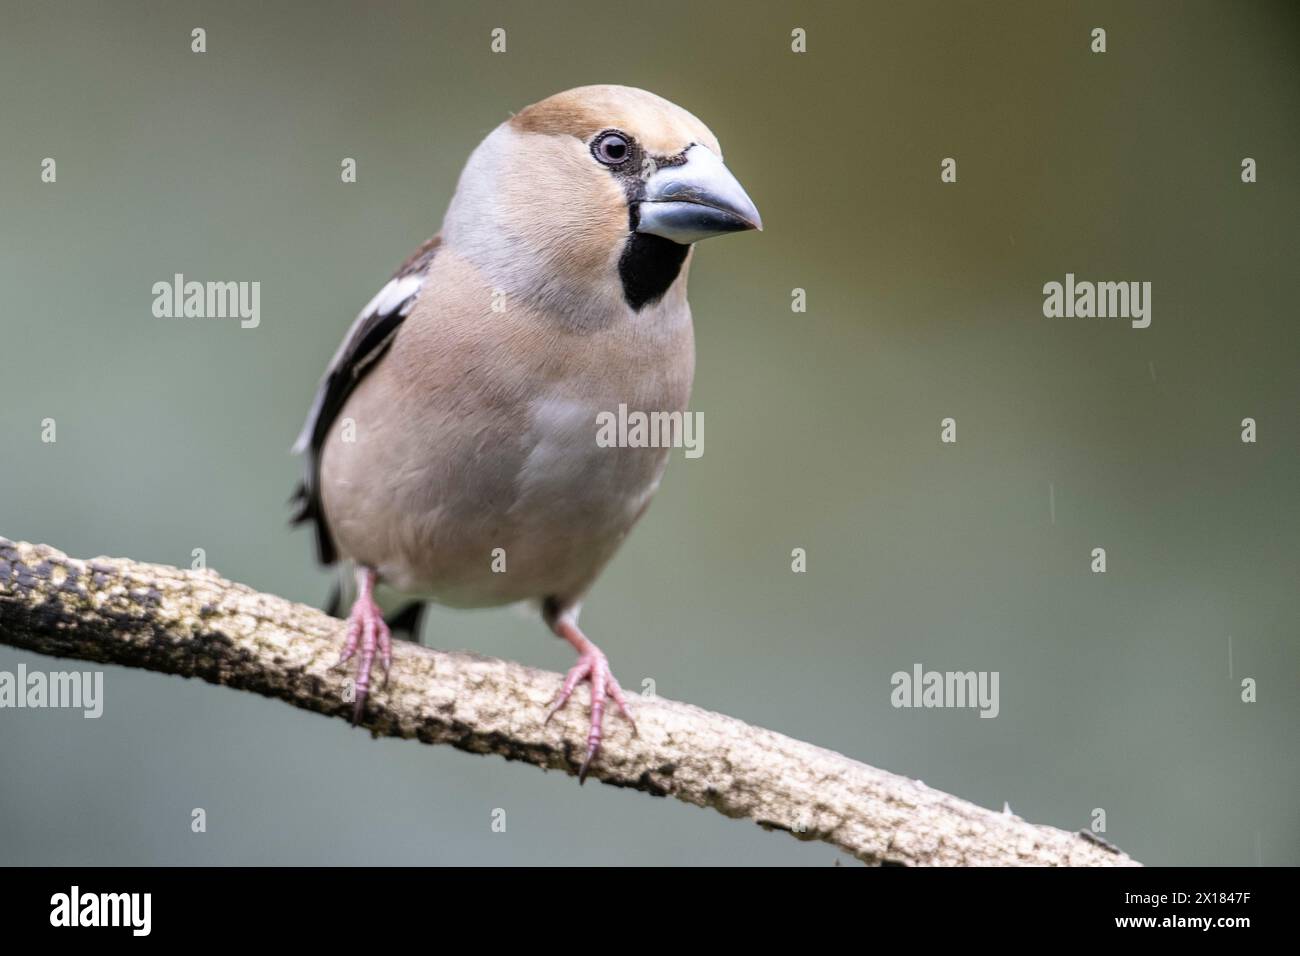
<box><xmin>0</xmin><ymin>537</ymin><xmax>1137</xmax><ymax>866</ymax></box>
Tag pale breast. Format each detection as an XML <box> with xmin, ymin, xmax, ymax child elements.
<box><xmin>319</xmin><ymin>249</ymin><xmax>695</xmax><ymax>607</ymax></box>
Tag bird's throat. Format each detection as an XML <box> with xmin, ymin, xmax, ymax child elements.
<box><xmin>618</xmin><ymin>232</ymin><xmax>689</xmax><ymax>311</ymax></box>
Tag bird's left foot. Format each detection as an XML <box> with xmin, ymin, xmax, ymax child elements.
<box><xmin>545</xmin><ymin>618</ymin><xmax>636</xmax><ymax>783</ymax></box>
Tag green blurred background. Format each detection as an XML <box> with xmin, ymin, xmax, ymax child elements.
<box><xmin>1</xmin><ymin>0</ymin><xmax>1297</xmax><ymax>865</ymax></box>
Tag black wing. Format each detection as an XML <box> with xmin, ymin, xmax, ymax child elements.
<box><xmin>290</xmin><ymin>235</ymin><xmax>441</xmax><ymax>565</ymax></box>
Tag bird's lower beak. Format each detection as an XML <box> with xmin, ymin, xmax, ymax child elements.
<box><xmin>635</xmin><ymin>144</ymin><xmax>762</xmax><ymax>245</ymax></box>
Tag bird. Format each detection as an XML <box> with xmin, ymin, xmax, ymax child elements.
<box><xmin>290</xmin><ymin>85</ymin><xmax>761</xmax><ymax>781</ymax></box>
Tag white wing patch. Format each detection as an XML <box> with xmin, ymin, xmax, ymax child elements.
<box><xmin>291</xmin><ymin>274</ymin><xmax>426</xmax><ymax>455</ymax></box>
<box><xmin>358</xmin><ymin>274</ymin><xmax>423</xmax><ymax>323</ymax></box>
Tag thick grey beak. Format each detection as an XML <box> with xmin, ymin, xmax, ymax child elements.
<box><xmin>635</xmin><ymin>144</ymin><xmax>762</xmax><ymax>244</ymax></box>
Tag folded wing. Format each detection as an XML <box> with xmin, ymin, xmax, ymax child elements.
<box><xmin>290</xmin><ymin>235</ymin><xmax>441</xmax><ymax>564</ymax></box>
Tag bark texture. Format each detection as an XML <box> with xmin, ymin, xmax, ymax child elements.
<box><xmin>0</xmin><ymin>537</ymin><xmax>1139</xmax><ymax>866</ymax></box>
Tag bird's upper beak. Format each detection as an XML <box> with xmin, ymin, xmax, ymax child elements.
<box><xmin>635</xmin><ymin>144</ymin><xmax>762</xmax><ymax>245</ymax></box>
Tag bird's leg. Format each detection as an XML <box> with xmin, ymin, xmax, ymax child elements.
<box><xmin>544</xmin><ymin>613</ymin><xmax>636</xmax><ymax>782</ymax></box>
<box><xmin>336</xmin><ymin>566</ymin><xmax>391</xmax><ymax>723</ymax></box>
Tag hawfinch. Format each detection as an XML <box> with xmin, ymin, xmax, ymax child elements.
<box><xmin>291</xmin><ymin>85</ymin><xmax>761</xmax><ymax>779</ymax></box>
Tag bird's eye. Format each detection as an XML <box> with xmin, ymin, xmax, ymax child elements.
<box><xmin>592</xmin><ymin>131</ymin><xmax>631</xmax><ymax>166</ymax></box>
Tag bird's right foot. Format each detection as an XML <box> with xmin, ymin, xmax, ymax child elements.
<box><xmin>336</xmin><ymin>567</ymin><xmax>391</xmax><ymax>723</ymax></box>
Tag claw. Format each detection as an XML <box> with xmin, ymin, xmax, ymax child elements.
<box><xmin>578</xmin><ymin>746</ymin><xmax>597</xmax><ymax>785</ymax></box>
<box><xmin>379</xmin><ymin>628</ymin><xmax>392</xmax><ymax>688</ymax></box>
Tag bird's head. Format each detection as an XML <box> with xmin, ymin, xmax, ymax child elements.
<box><xmin>441</xmin><ymin>85</ymin><xmax>761</xmax><ymax>322</ymax></box>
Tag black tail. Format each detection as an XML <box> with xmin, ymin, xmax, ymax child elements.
<box><xmin>289</xmin><ymin>480</ymin><xmax>338</xmax><ymax>566</ymax></box>
<box><xmin>323</xmin><ymin>579</ymin><xmax>344</xmax><ymax>619</ymax></box>
<box><xmin>385</xmin><ymin>602</ymin><xmax>427</xmax><ymax>643</ymax></box>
